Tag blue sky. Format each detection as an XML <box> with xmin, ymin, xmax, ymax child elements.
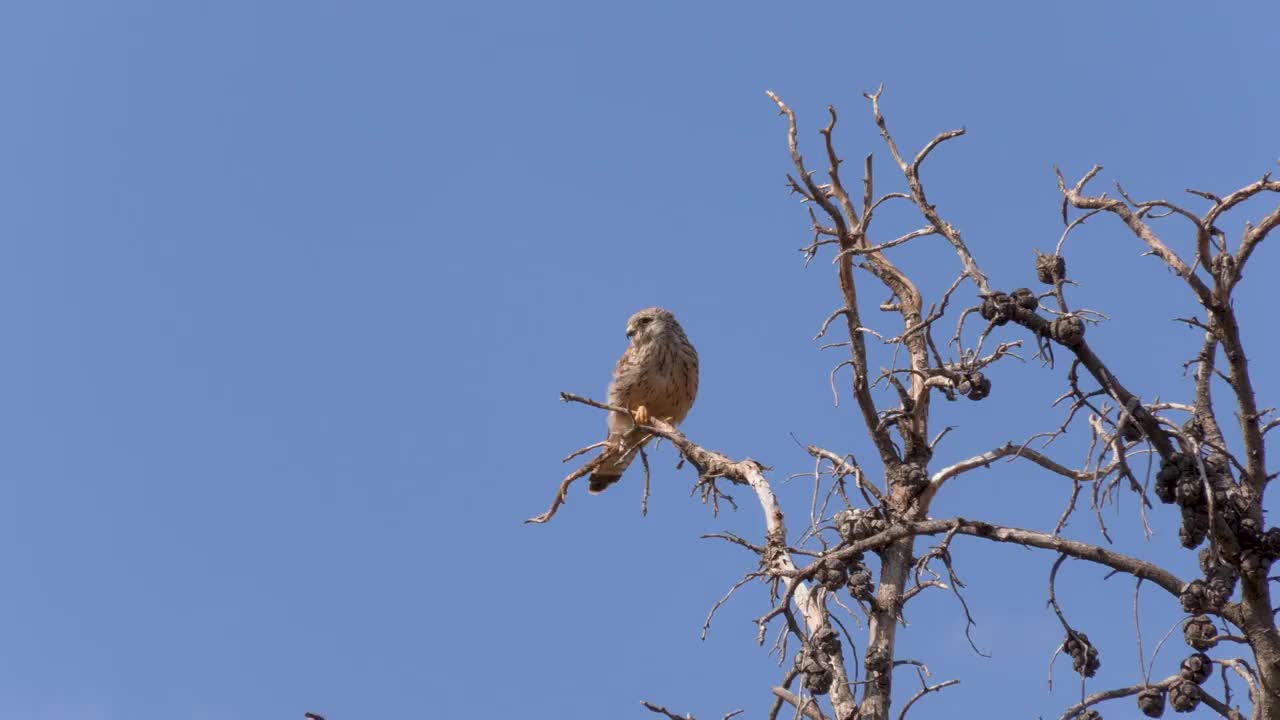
<box><xmin>2</xmin><ymin>1</ymin><xmax>1278</xmax><ymax>718</ymax></box>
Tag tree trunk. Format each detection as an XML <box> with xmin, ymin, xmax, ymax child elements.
<box><xmin>859</xmin><ymin>538</ymin><xmax>914</xmax><ymax>719</ymax></box>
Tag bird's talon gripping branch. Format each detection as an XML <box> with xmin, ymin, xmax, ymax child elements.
<box><xmin>634</xmin><ymin>405</ymin><xmax>652</xmax><ymax>426</ymax></box>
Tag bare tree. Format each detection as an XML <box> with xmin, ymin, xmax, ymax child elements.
<box><xmin>530</xmin><ymin>86</ymin><xmax>1280</xmax><ymax>720</ymax></box>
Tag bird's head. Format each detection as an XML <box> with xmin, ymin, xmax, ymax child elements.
<box><xmin>625</xmin><ymin>307</ymin><xmax>679</xmax><ymax>346</ymax></box>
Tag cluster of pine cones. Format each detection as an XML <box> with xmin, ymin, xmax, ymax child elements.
<box><xmin>1150</xmin><ymin>452</ymin><xmax>1280</xmax><ymax>614</ymax></box>
<box><xmin>793</xmin><ymin>509</ymin><xmax>895</xmax><ymax>695</ymax></box>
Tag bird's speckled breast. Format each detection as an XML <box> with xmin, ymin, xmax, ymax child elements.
<box><xmin>631</xmin><ymin>331</ymin><xmax>698</xmax><ymax>423</ymax></box>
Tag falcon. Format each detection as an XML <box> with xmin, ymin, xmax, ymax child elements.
<box><xmin>588</xmin><ymin>308</ymin><xmax>699</xmax><ymax>494</ymax></box>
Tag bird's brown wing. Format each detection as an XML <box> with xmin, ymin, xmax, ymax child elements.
<box><xmin>588</xmin><ymin>345</ymin><xmax>646</xmax><ymax>493</ymax></box>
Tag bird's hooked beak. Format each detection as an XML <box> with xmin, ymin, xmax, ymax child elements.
<box><xmin>625</xmin><ymin>324</ymin><xmax>637</xmax><ymax>339</ymax></box>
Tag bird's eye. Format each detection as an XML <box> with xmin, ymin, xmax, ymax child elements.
<box><xmin>637</xmin><ymin>317</ymin><xmax>653</xmax><ymax>325</ymax></box>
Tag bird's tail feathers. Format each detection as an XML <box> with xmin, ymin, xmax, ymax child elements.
<box><xmin>587</xmin><ymin>472</ymin><xmax>622</xmax><ymax>494</ymax></box>
<box><xmin>586</xmin><ymin>432</ymin><xmax>647</xmax><ymax>495</ymax></box>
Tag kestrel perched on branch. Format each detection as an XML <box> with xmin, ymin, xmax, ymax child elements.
<box><xmin>588</xmin><ymin>307</ymin><xmax>699</xmax><ymax>494</ymax></box>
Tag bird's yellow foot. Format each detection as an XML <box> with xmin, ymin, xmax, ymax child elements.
<box><xmin>633</xmin><ymin>405</ymin><xmax>651</xmax><ymax>426</ymax></box>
